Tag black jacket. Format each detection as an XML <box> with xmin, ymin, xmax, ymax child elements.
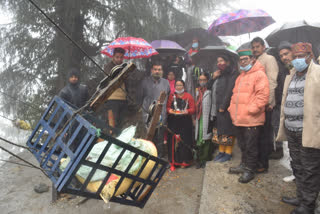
<box><xmin>215</xmin><ymin>67</ymin><xmax>238</xmax><ymax>136</ymax></box>
<box><xmin>59</xmin><ymin>83</ymin><xmax>89</xmax><ymax>109</ymax></box>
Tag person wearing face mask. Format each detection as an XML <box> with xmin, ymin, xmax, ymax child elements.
<box><xmin>210</xmin><ymin>55</ymin><xmax>239</xmax><ymax>163</ymax></box>
<box><xmin>166</xmin><ymin>80</ymin><xmax>195</xmax><ymax>170</ymax></box>
<box><xmin>276</xmin><ymin>42</ymin><xmax>320</xmax><ymax>214</ymax></box>
<box><xmin>188</xmin><ymin>38</ymin><xmax>200</xmax><ymax>58</ymax></box>
<box><xmin>273</xmin><ymin>41</ymin><xmax>296</xmax><ymax>183</ymax></box>
<box><xmin>269</xmin><ymin>41</ymin><xmax>294</xmax><ymax>161</ymax></box>
<box><xmin>166</xmin><ymin>70</ymin><xmax>176</xmax><ymax>94</ymax></box>
<box><xmin>228</xmin><ymin>49</ymin><xmax>269</xmax><ymax>183</ymax></box>
<box><xmin>195</xmin><ymin>72</ymin><xmax>213</xmax><ymax>168</ymax></box>
<box><xmin>140</xmin><ymin>61</ymin><xmax>171</xmax><ymax>158</ymax></box>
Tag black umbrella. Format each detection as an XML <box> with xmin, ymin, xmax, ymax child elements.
<box><xmin>193</xmin><ymin>46</ymin><xmax>239</xmax><ymax>73</ymax></box>
<box><xmin>163</xmin><ymin>28</ymin><xmax>224</xmax><ymax>49</ymax></box>
<box><xmin>266</xmin><ymin>20</ymin><xmax>320</xmax><ymax>57</ymax></box>
<box><xmin>195</xmin><ymin>45</ymin><xmax>239</xmax><ymax>61</ymax></box>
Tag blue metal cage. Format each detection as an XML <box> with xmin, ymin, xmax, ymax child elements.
<box><xmin>26</xmin><ymin>96</ymin><xmax>169</xmax><ymax>208</ymax></box>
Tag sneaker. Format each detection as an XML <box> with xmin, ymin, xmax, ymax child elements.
<box><xmin>283</xmin><ymin>175</ymin><xmax>295</xmax><ymax>182</ymax></box>
<box><xmin>214</xmin><ymin>152</ymin><xmax>225</xmax><ymax>161</ymax></box>
<box><xmin>229</xmin><ymin>163</ymin><xmax>245</xmax><ymax>174</ymax></box>
<box><xmin>238</xmin><ymin>169</ymin><xmax>255</xmax><ymax>183</ymax></box>
<box><xmin>217</xmin><ymin>154</ymin><xmax>232</xmax><ymax>162</ymax></box>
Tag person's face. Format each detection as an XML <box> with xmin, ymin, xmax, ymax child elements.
<box><xmin>251</xmin><ymin>42</ymin><xmax>265</xmax><ymax>57</ymax></box>
<box><xmin>112</xmin><ymin>52</ymin><xmax>124</xmax><ymax>65</ymax></box>
<box><xmin>239</xmin><ymin>55</ymin><xmax>252</xmax><ymax>67</ymax></box>
<box><xmin>279</xmin><ymin>49</ymin><xmax>294</xmax><ymax>65</ymax></box>
<box><xmin>151</xmin><ymin>65</ymin><xmax>163</xmax><ymax>77</ymax></box>
<box><xmin>198</xmin><ymin>75</ymin><xmax>208</xmax><ymax>85</ymax></box>
<box><xmin>69</xmin><ymin>75</ymin><xmax>78</xmax><ymax>84</ymax></box>
<box><xmin>175</xmin><ymin>81</ymin><xmax>184</xmax><ymax>91</ymax></box>
<box><xmin>293</xmin><ymin>52</ymin><xmax>312</xmax><ymax>64</ymax></box>
<box><xmin>217</xmin><ymin>57</ymin><xmax>229</xmax><ymax>67</ymax></box>
<box><xmin>167</xmin><ymin>72</ymin><xmax>175</xmax><ymax>81</ymax></box>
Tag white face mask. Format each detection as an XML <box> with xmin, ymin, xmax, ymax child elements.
<box><xmin>175</xmin><ymin>89</ymin><xmax>184</xmax><ymax>94</ymax></box>
<box><xmin>199</xmin><ymin>82</ymin><xmax>207</xmax><ymax>87</ymax></box>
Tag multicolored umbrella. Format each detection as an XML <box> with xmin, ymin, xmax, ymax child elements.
<box><xmin>151</xmin><ymin>40</ymin><xmax>186</xmax><ymax>56</ymax></box>
<box><xmin>101</xmin><ymin>37</ymin><xmax>158</xmax><ymax>59</ymax></box>
<box><xmin>208</xmin><ymin>9</ymin><xmax>275</xmax><ymax>36</ymax></box>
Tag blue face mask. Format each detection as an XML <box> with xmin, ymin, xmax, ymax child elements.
<box><xmin>291</xmin><ymin>58</ymin><xmax>309</xmax><ymax>72</ymax></box>
<box><xmin>192</xmin><ymin>43</ymin><xmax>199</xmax><ymax>49</ymax></box>
<box><xmin>239</xmin><ymin>64</ymin><xmax>252</xmax><ymax>72</ymax></box>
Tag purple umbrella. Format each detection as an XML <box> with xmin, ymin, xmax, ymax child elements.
<box><xmin>208</xmin><ymin>9</ymin><xmax>275</xmax><ymax>36</ymax></box>
<box><xmin>151</xmin><ymin>40</ymin><xmax>186</xmax><ymax>56</ymax></box>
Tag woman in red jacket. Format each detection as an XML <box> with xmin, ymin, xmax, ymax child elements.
<box><xmin>166</xmin><ymin>80</ymin><xmax>195</xmax><ymax>171</ymax></box>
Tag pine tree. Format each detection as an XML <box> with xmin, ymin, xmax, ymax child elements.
<box><xmin>0</xmin><ymin>0</ymin><xmax>229</xmax><ymax>123</ymax></box>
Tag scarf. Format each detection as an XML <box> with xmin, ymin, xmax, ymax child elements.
<box><xmin>168</xmin><ymin>79</ymin><xmax>175</xmax><ymax>94</ymax></box>
<box><xmin>196</xmin><ymin>87</ymin><xmax>206</xmax><ymax>120</ymax></box>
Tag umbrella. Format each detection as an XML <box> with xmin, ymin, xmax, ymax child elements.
<box><xmin>208</xmin><ymin>9</ymin><xmax>275</xmax><ymax>36</ymax></box>
<box><xmin>194</xmin><ymin>46</ymin><xmax>239</xmax><ymax>62</ymax></box>
<box><xmin>265</xmin><ymin>20</ymin><xmax>320</xmax><ymax>57</ymax></box>
<box><xmin>150</xmin><ymin>40</ymin><xmax>186</xmax><ymax>56</ymax></box>
<box><xmin>101</xmin><ymin>37</ymin><xmax>158</xmax><ymax>59</ymax></box>
<box><xmin>163</xmin><ymin>28</ymin><xmax>223</xmax><ymax>49</ymax></box>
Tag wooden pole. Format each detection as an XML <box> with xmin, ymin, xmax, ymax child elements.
<box><xmin>145</xmin><ymin>91</ymin><xmax>166</xmax><ymax>141</ymax></box>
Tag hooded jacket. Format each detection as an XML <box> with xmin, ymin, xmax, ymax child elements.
<box><xmin>228</xmin><ymin>61</ymin><xmax>269</xmax><ymax>127</ymax></box>
<box><xmin>59</xmin><ymin>70</ymin><xmax>89</xmax><ymax>109</ymax></box>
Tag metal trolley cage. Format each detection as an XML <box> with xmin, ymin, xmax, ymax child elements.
<box><xmin>26</xmin><ymin>96</ymin><xmax>169</xmax><ymax>208</ymax></box>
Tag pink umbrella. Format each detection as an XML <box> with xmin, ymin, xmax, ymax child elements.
<box><xmin>208</xmin><ymin>9</ymin><xmax>275</xmax><ymax>36</ymax></box>
<box><xmin>101</xmin><ymin>37</ymin><xmax>158</xmax><ymax>59</ymax></box>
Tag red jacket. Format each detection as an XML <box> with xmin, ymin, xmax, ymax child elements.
<box><xmin>166</xmin><ymin>92</ymin><xmax>195</xmax><ymax>115</ymax></box>
<box><xmin>228</xmin><ymin>61</ymin><xmax>270</xmax><ymax>127</ymax></box>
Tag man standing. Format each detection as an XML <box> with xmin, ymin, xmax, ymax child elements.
<box><xmin>59</xmin><ymin>67</ymin><xmax>90</xmax><ymax>151</ymax></box>
<box><xmin>251</xmin><ymin>37</ymin><xmax>279</xmax><ymax>173</ymax></box>
<box><xmin>140</xmin><ymin>62</ymin><xmax>170</xmax><ymax>158</ymax></box>
<box><xmin>103</xmin><ymin>47</ymin><xmax>127</xmax><ymax>135</ymax></box>
<box><xmin>228</xmin><ymin>49</ymin><xmax>269</xmax><ymax>183</ymax></box>
<box><xmin>59</xmin><ymin>68</ymin><xmax>89</xmax><ymax>108</ymax></box>
<box><xmin>270</xmin><ymin>41</ymin><xmax>293</xmax><ymax>159</ymax></box>
<box><xmin>277</xmin><ymin>42</ymin><xmax>320</xmax><ymax>214</ymax></box>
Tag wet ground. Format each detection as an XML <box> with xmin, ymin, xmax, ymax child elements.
<box><xmin>1</xmin><ymin>146</ymin><xmax>319</xmax><ymax>214</ymax></box>
<box><xmin>0</xmin><ymin>151</ymin><xmax>204</xmax><ymax>214</ymax></box>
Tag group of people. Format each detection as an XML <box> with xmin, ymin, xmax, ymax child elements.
<box><xmin>58</xmin><ymin>36</ymin><xmax>320</xmax><ymax>214</ymax></box>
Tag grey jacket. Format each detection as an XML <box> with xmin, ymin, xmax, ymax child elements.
<box><xmin>140</xmin><ymin>76</ymin><xmax>170</xmax><ymax>126</ymax></box>
<box><xmin>195</xmin><ymin>89</ymin><xmax>212</xmax><ymax>141</ymax></box>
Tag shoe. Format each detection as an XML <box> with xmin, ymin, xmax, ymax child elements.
<box><xmin>238</xmin><ymin>170</ymin><xmax>255</xmax><ymax>183</ymax></box>
<box><xmin>201</xmin><ymin>162</ymin><xmax>206</xmax><ymax>168</ymax></box>
<box><xmin>214</xmin><ymin>152</ymin><xmax>225</xmax><ymax>161</ymax></box>
<box><xmin>269</xmin><ymin>149</ymin><xmax>284</xmax><ymax>160</ymax></box>
<box><xmin>217</xmin><ymin>154</ymin><xmax>232</xmax><ymax>162</ymax></box>
<box><xmin>282</xmin><ymin>196</ymin><xmax>300</xmax><ymax>206</ymax></box>
<box><xmin>229</xmin><ymin>163</ymin><xmax>245</xmax><ymax>174</ymax></box>
<box><xmin>290</xmin><ymin>206</ymin><xmax>314</xmax><ymax>214</ymax></box>
<box><xmin>196</xmin><ymin>162</ymin><xmax>202</xmax><ymax>169</ymax></box>
<box><xmin>283</xmin><ymin>175</ymin><xmax>295</xmax><ymax>182</ymax></box>
<box><xmin>256</xmin><ymin>167</ymin><xmax>268</xmax><ymax>174</ymax></box>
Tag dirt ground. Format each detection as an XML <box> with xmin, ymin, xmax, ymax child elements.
<box><xmin>1</xmin><ymin>147</ymin><xmax>319</xmax><ymax>214</ymax></box>
<box><xmin>0</xmin><ymin>151</ymin><xmax>204</xmax><ymax>214</ymax></box>
<box><xmin>200</xmin><ymin>146</ymin><xmax>296</xmax><ymax>214</ymax></box>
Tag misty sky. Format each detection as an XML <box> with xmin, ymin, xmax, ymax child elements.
<box><xmin>0</xmin><ymin>0</ymin><xmax>319</xmax><ymax>46</ymax></box>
